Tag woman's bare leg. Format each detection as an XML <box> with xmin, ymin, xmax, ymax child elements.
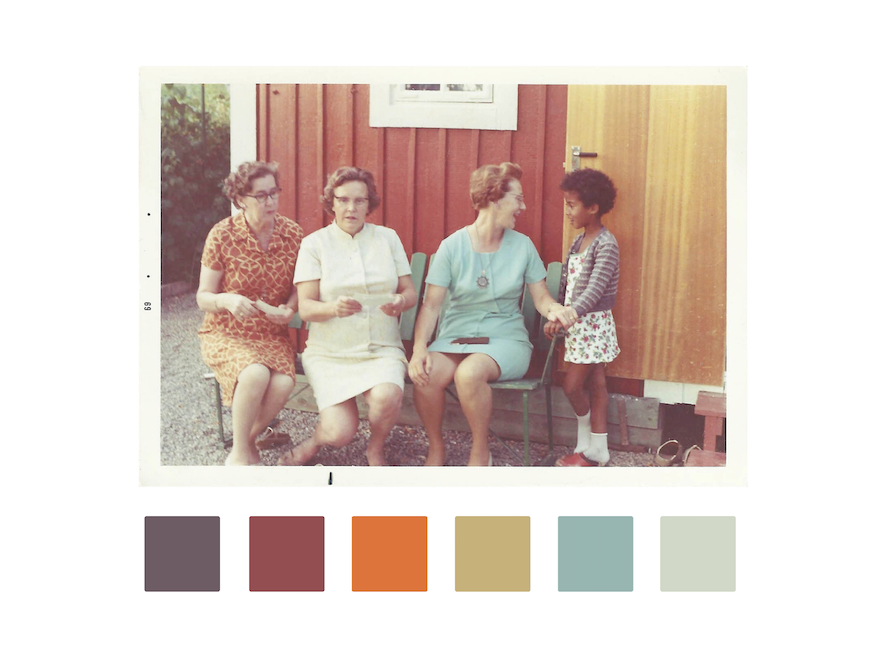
<box><xmin>247</xmin><ymin>372</ymin><xmax>296</xmax><ymax>442</ymax></box>
<box><xmin>453</xmin><ymin>354</ymin><xmax>501</xmax><ymax>466</ymax></box>
<box><xmin>278</xmin><ymin>399</ymin><xmax>359</xmax><ymax>466</ymax></box>
<box><xmin>227</xmin><ymin>364</ymin><xmax>271</xmax><ymax>465</ymax></box>
<box><xmin>362</xmin><ymin>383</ymin><xmax>404</xmax><ymax>466</ymax></box>
<box><xmin>412</xmin><ymin>353</ymin><xmax>460</xmax><ymax>466</ymax></box>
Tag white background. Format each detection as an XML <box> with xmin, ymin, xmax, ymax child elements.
<box><xmin>4</xmin><ymin>2</ymin><xmax>883</xmax><ymax>656</ymax></box>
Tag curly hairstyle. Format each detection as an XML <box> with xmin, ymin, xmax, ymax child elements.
<box><xmin>559</xmin><ymin>168</ymin><xmax>617</xmax><ymax>216</ymax></box>
<box><xmin>320</xmin><ymin>167</ymin><xmax>382</xmax><ymax>215</ymax></box>
<box><xmin>222</xmin><ymin>161</ymin><xmax>280</xmax><ymax>210</ymax></box>
<box><xmin>469</xmin><ymin>162</ymin><xmax>523</xmax><ymax>210</ymax></box>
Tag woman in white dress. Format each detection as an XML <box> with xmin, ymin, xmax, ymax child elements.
<box><xmin>278</xmin><ymin>167</ymin><xmax>418</xmax><ymax>466</ymax></box>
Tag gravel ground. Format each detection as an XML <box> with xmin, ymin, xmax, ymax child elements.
<box><xmin>161</xmin><ymin>292</ymin><xmax>654</xmax><ymax>468</ymax></box>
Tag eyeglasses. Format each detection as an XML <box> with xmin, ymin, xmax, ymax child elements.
<box><xmin>243</xmin><ymin>188</ymin><xmax>281</xmax><ymax>203</ymax></box>
<box><xmin>334</xmin><ymin>196</ymin><xmax>369</xmax><ymax>208</ymax></box>
<box><xmin>509</xmin><ymin>193</ymin><xmax>525</xmax><ymax>204</ymax></box>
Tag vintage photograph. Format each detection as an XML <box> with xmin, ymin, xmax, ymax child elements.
<box><xmin>142</xmin><ymin>69</ymin><xmax>745</xmax><ymax>485</ymax></box>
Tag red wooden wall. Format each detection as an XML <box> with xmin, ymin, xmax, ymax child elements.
<box><xmin>257</xmin><ymin>84</ymin><xmax>567</xmax><ymax>266</ymax></box>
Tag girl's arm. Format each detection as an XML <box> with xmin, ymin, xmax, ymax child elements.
<box><xmin>569</xmin><ymin>240</ymin><xmax>619</xmax><ymax>317</ymax></box>
<box><xmin>527</xmin><ymin>280</ymin><xmax>577</xmax><ymax>328</ymax></box>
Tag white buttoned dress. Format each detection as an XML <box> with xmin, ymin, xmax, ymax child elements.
<box><xmin>293</xmin><ymin>221</ymin><xmax>412</xmax><ymax>411</ymax></box>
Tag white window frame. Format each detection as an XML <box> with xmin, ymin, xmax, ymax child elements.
<box><xmin>369</xmin><ymin>84</ymin><xmax>518</xmax><ymax>131</ymax></box>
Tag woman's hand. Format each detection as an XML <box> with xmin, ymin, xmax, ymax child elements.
<box><xmin>264</xmin><ymin>304</ymin><xmax>296</xmax><ymax>325</ymax></box>
<box><xmin>543</xmin><ymin>319</ymin><xmax>565</xmax><ymax>339</ymax></box>
<box><xmin>332</xmin><ymin>296</ymin><xmax>362</xmax><ymax>318</ymax></box>
<box><xmin>408</xmin><ymin>348</ymin><xmax>432</xmax><ymax>386</ymax></box>
<box><xmin>221</xmin><ymin>294</ymin><xmax>259</xmax><ymax>321</ymax></box>
<box><xmin>547</xmin><ymin>302</ymin><xmax>578</xmax><ymax>329</ymax></box>
<box><xmin>379</xmin><ymin>294</ymin><xmax>406</xmax><ymax>317</ymax></box>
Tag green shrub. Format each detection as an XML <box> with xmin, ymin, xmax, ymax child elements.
<box><xmin>160</xmin><ymin>84</ymin><xmax>230</xmax><ymax>284</ymax></box>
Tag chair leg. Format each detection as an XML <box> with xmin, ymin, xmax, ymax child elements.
<box><xmin>545</xmin><ymin>385</ymin><xmax>553</xmax><ymax>456</ymax></box>
<box><xmin>522</xmin><ymin>391</ymin><xmax>530</xmax><ymax>467</ymax></box>
<box><xmin>213</xmin><ymin>378</ymin><xmax>226</xmax><ymax>444</ymax></box>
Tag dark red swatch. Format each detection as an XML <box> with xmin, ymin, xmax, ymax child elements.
<box><xmin>249</xmin><ymin>516</ymin><xmax>324</xmax><ymax>591</ymax></box>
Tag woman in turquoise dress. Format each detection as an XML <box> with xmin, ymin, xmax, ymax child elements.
<box><xmin>408</xmin><ymin>162</ymin><xmax>577</xmax><ymax>466</ymax></box>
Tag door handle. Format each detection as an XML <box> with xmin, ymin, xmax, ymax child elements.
<box><xmin>571</xmin><ymin>146</ymin><xmax>598</xmax><ymax>171</ymax></box>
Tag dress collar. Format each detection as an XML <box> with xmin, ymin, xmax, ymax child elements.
<box><xmin>330</xmin><ymin>219</ymin><xmax>372</xmax><ymax>241</ymax></box>
<box><xmin>232</xmin><ymin>212</ymin><xmax>284</xmax><ymax>251</ymax></box>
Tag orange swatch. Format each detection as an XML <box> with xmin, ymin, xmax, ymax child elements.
<box><xmin>352</xmin><ymin>517</ymin><xmax>427</xmax><ymax>592</ymax></box>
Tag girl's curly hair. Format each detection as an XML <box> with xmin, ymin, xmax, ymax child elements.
<box><xmin>559</xmin><ymin>168</ymin><xmax>617</xmax><ymax>216</ymax></box>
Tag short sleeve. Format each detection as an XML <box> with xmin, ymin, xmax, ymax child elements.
<box><xmin>386</xmin><ymin>229</ymin><xmax>412</xmax><ymax>277</ymax></box>
<box><xmin>523</xmin><ymin>237</ymin><xmax>547</xmax><ymax>284</ymax></box>
<box><xmin>293</xmin><ymin>232</ymin><xmax>322</xmax><ymax>284</ymax></box>
<box><xmin>425</xmin><ymin>234</ymin><xmax>454</xmax><ymax>288</ymax></box>
<box><xmin>200</xmin><ymin>223</ymin><xmax>224</xmax><ymax>271</ymax></box>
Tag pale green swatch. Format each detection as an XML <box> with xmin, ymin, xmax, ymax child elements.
<box><xmin>660</xmin><ymin>516</ymin><xmax>735</xmax><ymax>592</ymax></box>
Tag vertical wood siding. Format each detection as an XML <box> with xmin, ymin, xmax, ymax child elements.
<box><xmin>257</xmin><ymin>84</ymin><xmax>567</xmax><ymax>266</ymax></box>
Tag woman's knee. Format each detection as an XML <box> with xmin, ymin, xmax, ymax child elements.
<box><xmin>453</xmin><ymin>360</ymin><xmax>492</xmax><ymax>393</ymax></box>
<box><xmin>368</xmin><ymin>384</ymin><xmax>403</xmax><ymax>419</ymax></box>
<box><xmin>237</xmin><ymin>364</ymin><xmax>271</xmax><ymax>394</ymax></box>
<box><xmin>269</xmin><ymin>372</ymin><xmax>296</xmax><ymax>395</ymax></box>
<box><xmin>316</xmin><ymin>410</ymin><xmax>359</xmax><ymax>448</ymax></box>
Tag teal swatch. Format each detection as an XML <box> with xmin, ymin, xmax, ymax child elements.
<box><xmin>660</xmin><ymin>516</ymin><xmax>735</xmax><ymax>592</ymax></box>
<box><xmin>558</xmin><ymin>516</ymin><xmax>633</xmax><ymax>592</ymax></box>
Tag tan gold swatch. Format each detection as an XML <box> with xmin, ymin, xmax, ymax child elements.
<box><xmin>455</xmin><ymin>516</ymin><xmax>530</xmax><ymax>592</ymax></box>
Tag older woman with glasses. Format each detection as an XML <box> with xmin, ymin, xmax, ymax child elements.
<box><xmin>408</xmin><ymin>162</ymin><xmax>576</xmax><ymax>466</ymax></box>
<box><xmin>277</xmin><ymin>166</ymin><xmax>418</xmax><ymax>466</ymax></box>
<box><xmin>197</xmin><ymin>160</ymin><xmax>304</xmax><ymax>465</ymax></box>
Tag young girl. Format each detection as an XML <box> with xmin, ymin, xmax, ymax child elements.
<box><xmin>545</xmin><ymin>168</ymin><xmax>620</xmax><ymax>467</ymax></box>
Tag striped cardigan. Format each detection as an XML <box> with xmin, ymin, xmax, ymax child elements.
<box><xmin>557</xmin><ymin>227</ymin><xmax>619</xmax><ymax>316</ymax></box>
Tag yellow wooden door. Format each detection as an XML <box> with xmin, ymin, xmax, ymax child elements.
<box><xmin>564</xmin><ymin>85</ymin><xmax>727</xmax><ymax>386</ymax></box>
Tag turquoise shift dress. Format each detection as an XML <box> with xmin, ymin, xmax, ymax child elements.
<box><xmin>425</xmin><ymin>227</ymin><xmax>547</xmax><ymax>381</ymax></box>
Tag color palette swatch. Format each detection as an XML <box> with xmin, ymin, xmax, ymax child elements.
<box><xmin>145</xmin><ymin>516</ymin><xmax>220</xmax><ymax>592</ymax></box>
<box><xmin>454</xmin><ymin>516</ymin><xmax>530</xmax><ymax>591</ymax></box>
<box><xmin>660</xmin><ymin>516</ymin><xmax>736</xmax><ymax>591</ymax></box>
<box><xmin>558</xmin><ymin>516</ymin><xmax>633</xmax><ymax>591</ymax></box>
<box><xmin>250</xmin><ymin>516</ymin><xmax>324</xmax><ymax>591</ymax></box>
<box><xmin>144</xmin><ymin>515</ymin><xmax>736</xmax><ymax>593</ymax></box>
<box><xmin>352</xmin><ymin>516</ymin><xmax>427</xmax><ymax>591</ymax></box>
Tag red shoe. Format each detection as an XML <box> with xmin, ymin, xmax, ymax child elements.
<box><xmin>555</xmin><ymin>452</ymin><xmax>600</xmax><ymax>467</ymax></box>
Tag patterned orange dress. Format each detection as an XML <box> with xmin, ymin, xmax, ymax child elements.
<box><xmin>198</xmin><ymin>212</ymin><xmax>304</xmax><ymax>405</ymax></box>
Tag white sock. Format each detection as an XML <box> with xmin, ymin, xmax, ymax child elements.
<box><xmin>574</xmin><ymin>411</ymin><xmax>592</xmax><ymax>453</ymax></box>
<box><xmin>583</xmin><ymin>432</ymin><xmax>610</xmax><ymax>465</ymax></box>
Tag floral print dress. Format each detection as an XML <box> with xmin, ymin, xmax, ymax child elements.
<box><xmin>563</xmin><ymin>252</ymin><xmax>620</xmax><ymax>364</ymax></box>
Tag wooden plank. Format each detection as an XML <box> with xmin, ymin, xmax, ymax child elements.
<box><xmin>413</xmin><ymin>128</ymin><xmax>447</xmax><ymax>256</ymax></box>
<box><xmin>266</xmin><ymin>85</ymin><xmax>298</xmax><ymax>222</ymax></box>
<box><xmin>695</xmin><ymin>391</ymin><xmax>726</xmax><ymax>417</ymax></box>
<box><xmin>606</xmin><ymin>393</ymin><xmax>662</xmax><ymax>429</ymax></box>
<box><xmin>323</xmin><ymin>84</ymin><xmax>353</xmax><ymax>172</ymax></box>
<box><xmin>540</xmin><ymin>85</ymin><xmax>568</xmax><ymax>266</ymax></box>
<box><xmin>295</xmin><ymin>84</ymin><xmax>324</xmax><ymax>234</ymax></box>
<box><xmin>510</xmin><ymin>85</ymin><xmax>545</xmax><ymax>250</ymax></box>
<box><xmin>444</xmin><ymin>129</ymin><xmax>480</xmax><ymax>237</ymax></box>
